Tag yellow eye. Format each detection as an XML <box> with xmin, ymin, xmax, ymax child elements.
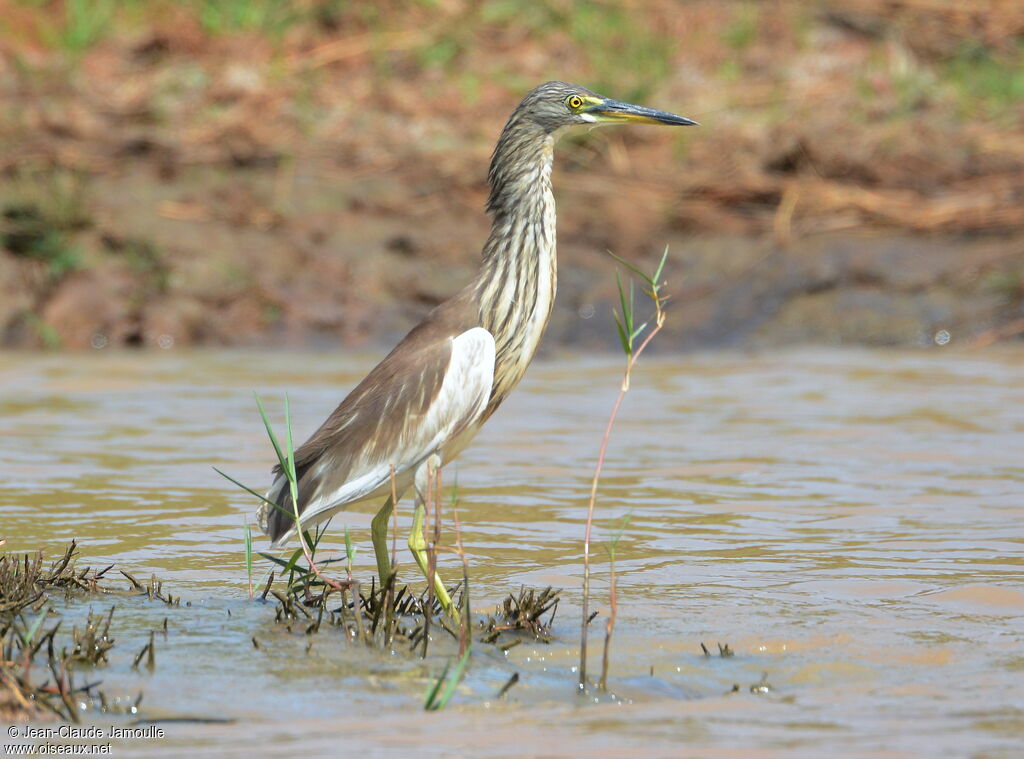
<box><xmin>566</xmin><ymin>95</ymin><xmax>584</xmax><ymax>110</ymax></box>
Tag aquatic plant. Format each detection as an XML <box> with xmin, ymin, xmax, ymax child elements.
<box><xmin>579</xmin><ymin>247</ymin><xmax>670</xmax><ymax>692</ymax></box>
<box><xmin>599</xmin><ymin>513</ymin><xmax>631</xmax><ymax>691</ymax></box>
<box><xmin>244</xmin><ymin>520</ymin><xmax>254</xmax><ymax>600</ymax></box>
<box><xmin>0</xmin><ymin>542</ymin><xmax>164</xmax><ymax>722</ymax></box>
<box><xmin>480</xmin><ymin>586</ymin><xmax>560</xmax><ymax>644</ymax></box>
<box><xmin>216</xmin><ymin>393</ymin><xmax>365</xmax><ymax>638</ymax></box>
<box><xmin>422</xmin><ymin>476</ymin><xmax>474</xmax><ymax>710</ymax></box>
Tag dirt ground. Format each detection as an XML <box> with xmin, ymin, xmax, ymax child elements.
<box><xmin>1</xmin><ymin>0</ymin><xmax>1022</xmax><ymax>351</ymax></box>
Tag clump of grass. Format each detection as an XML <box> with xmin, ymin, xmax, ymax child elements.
<box><xmin>0</xmin><ymin>542</ymin><xmax>170</xmax><ymax>722</ymax></box>
<box><xmin>119</xmin><ymin>570</ymin><xmax>180</xmax><ymax>607</ymax></box>
<box><xmin>21</xmin><ymin>313</ymin><xmax>63</xmax><ymax>350</ymax></box>
<box><xmin>101</xmin><ymin>235</ymin><xmax>170</xmax><ymax>296</ymax></box>
<box><xmin>221</xmin><ymin>395</ymin><xmax>466</xmax><ymax>649</ymax></box>
<box><xmin>0</xmin><ymin>541</ymin><xmax>110</xmax><ymax>615</ymax></box>
<box><xmin>194</xmin><ymin>0</ymin><xmax>306</xmax><ymax>38</ymax></box>
<box><xmin>579</xmin><ymin>247</ymin><xmax>670</xmax><ymax>693</ymax></box>
<box><xmin>58</xmin><ymin>0</ymin><xmax>119</xmax><ymax>54</ymax></box>
<box><xmin>722</xmin><ymin>2</ymin><xmax>760</xmax><ymax>52</ymax></box>
<box><xmin>480</xmin><ymin>586</ymin><xmax>560</xmax><ymax>644</ymax></box>
<box><xmin>1</xmin><ymin>605</ymin><xmax>142</xmax><ymax>722</ymax></box>
<box><xmin>944</xmin><ymin>41</ymin><xmax>1024</xmax><ymax>118</ymax></box>
<box><xmin>68</xmin><ymin>606</ymin><xmax>117</xmax><ymax>666</ymax></box>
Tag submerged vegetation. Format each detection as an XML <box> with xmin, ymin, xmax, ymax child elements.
<box><xmin>0</xmin><ymin>542</ymin><xmax>148</xmax><ymax>722</ymax></box>
<box><xmin>0</xmin><ymin>537</ymin><xmax>555</xmax><ymax>721</ymax></box>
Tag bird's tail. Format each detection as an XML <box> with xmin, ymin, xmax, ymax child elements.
<box><xmin>257</xmin><ymin>460</ymin><xmax>327</xmax><ymax>549</ymax></box>
<box><xmin>256</xmin><ymin>470</ymin><xmax>297</xmax><ymax>549</ymax></box>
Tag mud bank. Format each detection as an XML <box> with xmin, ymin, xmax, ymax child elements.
<box><xmin>2</xmin><ymin>0</ymin><xmax>1022</xmax><ymax>350</ymax></box>
<box><xmin>1</xmin><ymin>162</ymin><xmax>1020</xmax><ymax>351</ymax></box>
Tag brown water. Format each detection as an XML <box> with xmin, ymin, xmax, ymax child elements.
<box><xmin>2</xmin><ymin>348</ymin><xmax>1023</xmax><ymax>758</ymax></box>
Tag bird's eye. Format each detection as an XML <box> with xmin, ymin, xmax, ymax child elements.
<box><xmin>566</xmin><ymin>95</ymin><xmax>584</xmax><ymax>111</ymax></box>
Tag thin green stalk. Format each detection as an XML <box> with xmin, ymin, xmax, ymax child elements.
<box><xmin>244</xmin><ymin>520</ymin><xmax>254</xmax><ymax>600</ymax></box>
<box><xmin>599</xmin><ymin>513</ymin><xmax>631</xmax><ymax>691</ymax></box>
<box><xmin>580</xmin><ymin>247</ymin><xmax>669</xmax><ymax>693</ymax></box>
<box><xmin>343</xmin><ymin>526</ymin><xmax>356</xmax><ymax>580</ymax></box>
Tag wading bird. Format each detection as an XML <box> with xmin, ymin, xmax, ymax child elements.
<box><xmin>257</xmin><ymin>81</ymin><xmax>695</xmax><ymax>616</ymax></box>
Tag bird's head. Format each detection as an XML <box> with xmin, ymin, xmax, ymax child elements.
<box><xmin>512</xmin><ymin>81</ymin><xmax>697</xmax><ymax>134</ymax></box>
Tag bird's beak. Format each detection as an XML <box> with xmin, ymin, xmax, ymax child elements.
<box><xmin>586</xmin><ymin>98</ymin><xmax>698</xmax><ymax>127</ymax></box>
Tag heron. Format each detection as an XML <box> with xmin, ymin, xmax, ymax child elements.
<box><xmin>256</xmin><ymin>81</ymin><xmax>696</xmax><ymax>616</ymax></box>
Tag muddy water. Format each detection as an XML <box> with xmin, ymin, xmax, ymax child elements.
<box><xmin>2</xmin><ymin>348</ymin><xmax>1023</xmax><ymax>758</ymax></box>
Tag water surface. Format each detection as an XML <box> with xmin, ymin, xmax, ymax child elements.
<box><xmin>2</xmin><ymin>348</ymin><xmax>1023</xmax><ymax>758</ymax></box>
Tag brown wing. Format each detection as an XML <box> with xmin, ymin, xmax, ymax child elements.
<box><xmin>259</xmin><ymin>327</ymin><xmax>454</xmax><ymax>543</ymax></box>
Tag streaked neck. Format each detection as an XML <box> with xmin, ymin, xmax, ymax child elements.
<box><xmin>474</xmin><ymin>126</ymin><xmax>558</xmax><ymax>408</ymax></box>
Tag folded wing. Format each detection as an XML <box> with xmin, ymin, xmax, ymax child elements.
<box><xmin>258</xmin><ymin>327</ymin><xmax>495</xmax><ymax>547</ymax></box>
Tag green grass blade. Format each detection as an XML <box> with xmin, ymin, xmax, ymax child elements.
<box><xmin>258</xmin><ymin>552</ymin><xmax>296</xmax><ymax>570</ymax></box>
<box><xmin>283</xmin><ymin>393</ymin><xmax>298</xmax><ymax>486</ymax></box>
<box><xmin>652</xmin><ymin>246</ymin><xmax>669</xmax><ymax>291</ymax></box>
<box><xmin>282</xmin><ymin>547</ymin><xmax>304</xmax><ymax>576</ymax></box>
<box><xmin>212</xmin><ymin>467</ymin><xmax>293</xmax><ymax>520</ymax></box>
<box><xmin>282</xmin><ymin>396</ymin><xmax>301</xmax><ymax>533</ymax></box>
<box><xmin>612</xmin><ymin>310</ymin><xmax>631</xmax><ymax>356</ymax></box>
<box><xmin>628</xmin><ymin>280</ymin><xmax>636</xmax><ymax>334</ymax></box>
<box><xmin>315</xmin><ymin>519</ymin><xmax>330</xmax><ymax>545</ymax></box>
<box><xmin>344</xmin><ymin>527</ymin><xmax>356</xmax><ymax>564</ymax></box>
<box><xmin>615</xmin><ymin>272</ymin><xmax>633</xmax><ymax>337</ymax></box>
<box><xmin>434</xmin><ymin>645</ymin><xmax>472</xmax><ymax>710</ymax></box>
<box><xmin>609</xmin><ymin>512</ymin><xmax>633</xmax><ymax>550</ymax></box>
<box><xmin>606</xmin><ymin>249</ymin><xmax>651</xmax><ymax>285</ymax></box>
<box><xmin>449</xmin><ymin>474</ymin><xmax>459</xmax><ymax>506</ymax></box>
<box><xmin>21</xmin><ymin>608</ymin><xmax>48</xmax><ymax>645</ymax></box>
<box><xmin>254</xmin><ymin>393</ymin><xmax>288</xmax><ymax>475</ymax></box>
<box><xmin>244</xmin><ymin>520</ymin><xmax>253</xmax><ymax>581</ymax></box>
<box><xmin>423</xmin><ymin>661</ymin><xmax>451</xmax><ymax>710</ymax></box>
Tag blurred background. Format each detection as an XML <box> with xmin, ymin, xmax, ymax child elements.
<box><xmin>1</xmin><ymin>0</ymin><xmax>1022</xmax><ymax>352</ymax></box>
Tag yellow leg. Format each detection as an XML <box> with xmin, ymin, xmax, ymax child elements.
<box><xmin>409</xmin><ymin>457</ymin><xmax>459</xmax><ymax>622</ymax></box>
<box><xmin>370</xmin><ymin>494</ymin><xmax>397</xmax><ymax>589</ymax></box>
